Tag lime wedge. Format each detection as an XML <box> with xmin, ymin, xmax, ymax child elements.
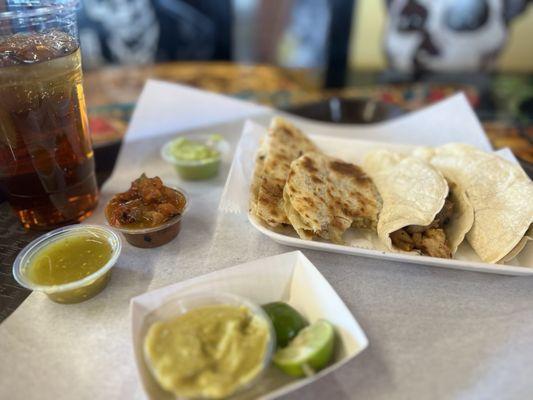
<box><xmin>273</xmin><ymin>319</ymin><xmax>335</xmax><ymax>377</ymax></box>
<box><xmin>262</xmin><ymin>302</ymin><xmax>308</xmax><ymax>348</ymax></box>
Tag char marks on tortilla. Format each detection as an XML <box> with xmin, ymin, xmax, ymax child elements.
<box><xmin>284</xmin><ymin>152</ymin><xmax>381</xmax><ymax>243</ymax></box>
<box><xmin>253</xmin><ymin>117</ymin><xmax>318</xmax><ymax>227</ymax></box>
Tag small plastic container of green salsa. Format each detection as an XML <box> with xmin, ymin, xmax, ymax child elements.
<box><xmin>12</xmin><ymin>225</ymin><xmax>122</xmax><ymax>304</ymax></box>
<box><xmin>161</xmin><ymin>134</ymin><xmax>229</xmax><ymax>180</ymax></box>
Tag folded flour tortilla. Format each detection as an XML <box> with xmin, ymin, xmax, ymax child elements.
<box><xmin>363</xmin><ymin>150</ymin><xmax>473</xmax><ymax>258</ymax></box>
<box><xmin>250</xmin><ymin>117</ymin><xmax>318</xmax><ymax>227</ymax></box>
<box><xmin>283</xmin><ymin>152</ymin><xmax>381</xmax><ymax>243</ymax></box>
<box><xmin>249</xmin><ymin>137</ymin><xmax>268</xmax><ymax>217</ymax></box>
<box><xmin>413</xmin><ymin>143</ymin><xmax>533</xmax><ymax>263</ymax></box>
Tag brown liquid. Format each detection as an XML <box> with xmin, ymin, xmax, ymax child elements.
<box><xmin>0</xmin><ymin>31</ymin><xmax>98</xmax><ymax>230</ymax></box>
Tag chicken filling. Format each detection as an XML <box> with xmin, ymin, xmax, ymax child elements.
<box><xmin>390</xmin><ymin>196</ymin><xmax>454</xmax><ymax>258</ymax></box>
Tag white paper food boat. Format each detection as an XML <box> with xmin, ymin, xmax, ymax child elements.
<box><xmin>131</xmin><ymin>251</ymin><xmax>368</xmax><ymax>399</ymax></box>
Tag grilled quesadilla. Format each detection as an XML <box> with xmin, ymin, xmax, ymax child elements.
<box><xmin>251</xmin><ymin>117</ymin><xmax>318</xmax><ymax>227</ymax></box>
<box><xmin>249</xmin><ymin>136</ymin><xmax>268</xmax><ymax>217</ymax></box>
<box><xmin>283</xmin><ymin>152</ymin><xmax>381</xmax><ymax>243</ymax></box>
<box><xmin>413</xmin><ymin>143</ymin><xmax>533</xmax><ymax>263</ymax></box>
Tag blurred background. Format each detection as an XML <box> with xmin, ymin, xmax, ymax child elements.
<box><xmin>79</xmin><ymin>0</ymin><xmax>532</xmax><ymax>170</ymax></box>
<box><xmin>77</xmin><ymin>0</ymin><xmax>533</xmax><ymax>76</ymax></box>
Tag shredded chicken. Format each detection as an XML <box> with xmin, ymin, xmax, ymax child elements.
<box><xmin>390</xmin><ymin>197</ymin><xmax>454</xmax><ymax>258</ymax></box>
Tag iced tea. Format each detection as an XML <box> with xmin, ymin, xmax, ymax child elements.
<box><xmin>0</xmin><ymin>30</ymin><xmax>98</xmax><ymax>230</ymax></box>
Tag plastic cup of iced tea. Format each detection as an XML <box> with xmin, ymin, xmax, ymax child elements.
<box><xmin>0</xmin><ymin>1</ymin><xmax>99</xmax><ymax>230</ymax></box>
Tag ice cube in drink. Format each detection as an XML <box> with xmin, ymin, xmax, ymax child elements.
<box><xmin>0</xmin><ymin>31</ymin><xmax>98</xmax><ymax>230</ymax></box>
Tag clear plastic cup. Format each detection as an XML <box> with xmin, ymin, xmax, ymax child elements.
<box><xmin>0</xmin><ymin>1</ymin><xmax>99</xmax><ymax>230</ymax></box>
<box><xmin>140</xmin><ymin>292</ymin><xmax>276</xmax><ymax>399</ymax></box>
<box><xmin>161</xmin><ymin>134</ymin><xmax>230</xmax><ymax>180</ymax></box>
<box><xmin>12</xmin><ymin>224</ymin><xmax>122</xmax><ymax>304</ymax></box>
<box><xmin>105</xmin><ymin>187</ymin><xmax>189</xmax><ymax>248</ymax></box>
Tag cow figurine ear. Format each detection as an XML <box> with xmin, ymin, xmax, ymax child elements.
<box><xmin>502</xmin><ymin>0</ymin><xmax>533</xmax><ymax>24</ymax></box>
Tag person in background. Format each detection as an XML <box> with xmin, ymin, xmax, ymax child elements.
<box><xmin>77</xmin><ymin>0</ymin><xmax>230</xmax><ymax>69</ymax></box>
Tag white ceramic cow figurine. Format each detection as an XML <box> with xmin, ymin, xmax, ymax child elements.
<box><xmin>385</xmin><ymin>0</ymin><xmax>532</xmax><ymax>72</ymax></box>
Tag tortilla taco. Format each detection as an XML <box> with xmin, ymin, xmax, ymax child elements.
<box><xmin>413</xmin><ymin>143</ymin><xmax>533</xmax><ymax>263</ymax></box>
<box><xmin>363</xmin><ymin>150</ymin><xmax>474</xmax><ymax>258</ymax></box>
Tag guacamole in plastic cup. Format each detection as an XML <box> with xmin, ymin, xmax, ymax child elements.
<box><xmin>161</xmin><ymin>134</ymin><xmax>229</xmax><ymax>180</ymax></box>
<box><xmin>142</xmin><ymin>292</ymin><xmax>275</xmax><ymax>399</ymax></box>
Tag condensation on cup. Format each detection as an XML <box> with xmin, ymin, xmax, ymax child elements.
<box><xmin>0</xmin><ymin>1</ymin><xmax>99</xmax><ymax>230</ymax></box>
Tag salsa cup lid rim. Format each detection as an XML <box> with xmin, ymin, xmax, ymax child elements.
<box><xmin>105</xmin><ymin>186</ymin><xmax>189</xmax><ymax>235</ymax></box>
<box><xmin>160</xmin><ymin>136</ymin><xmax>229</xmax><ymax>167</ymax></box>
<box><xmin>12</xmin><ymin>224</ymin><xmax>122</xmax><ymax>293</ymax></box>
